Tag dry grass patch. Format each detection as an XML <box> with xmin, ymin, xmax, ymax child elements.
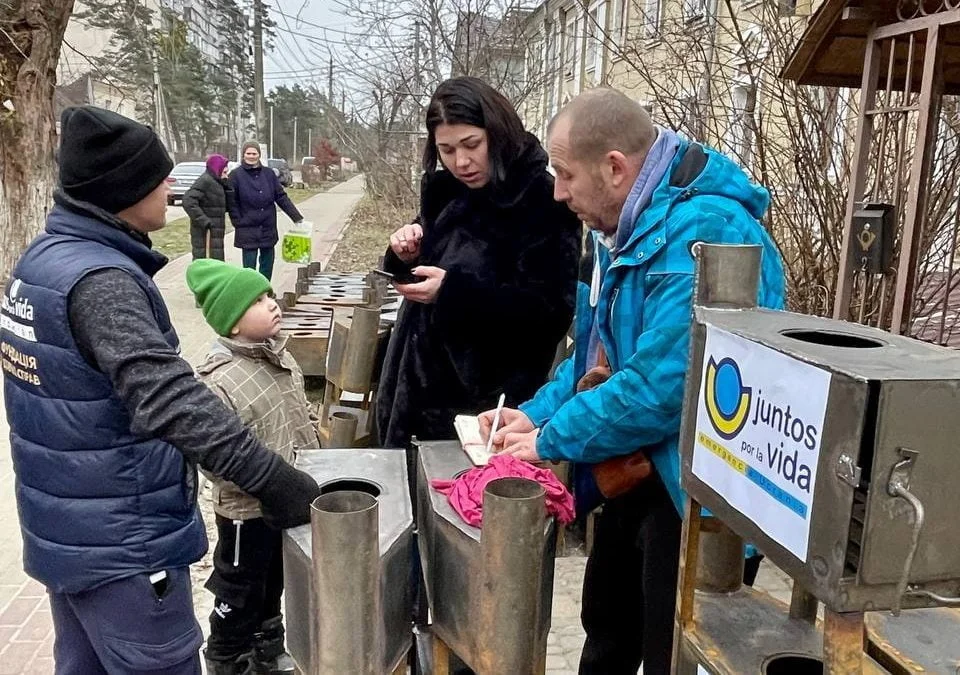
<box><xmin>325</xmin><ymin>194</ymin><xmax>413</xmax><ymax>273</ymax></box>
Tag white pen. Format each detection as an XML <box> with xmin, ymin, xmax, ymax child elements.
<box><xmin>485</xmin><ymin>393</ymin><xmax>506</xmax><ymax>456</ymax></box>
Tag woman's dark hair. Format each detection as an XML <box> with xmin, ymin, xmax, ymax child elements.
<box><xmin>422</xmin><ymin>76</ymin><xmax>527</xmax><ymax>188</ymax></box>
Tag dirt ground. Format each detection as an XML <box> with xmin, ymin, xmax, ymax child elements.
<box><xmin>324</xmin><ymin>194</ymin><xmax>413</xmax><ymax>273</ymax></box>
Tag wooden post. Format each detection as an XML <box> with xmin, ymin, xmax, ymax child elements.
<box><xmin>823</xmin><ymin>609</ymin><xmax>865</xmax><ymax>674</ymax></box>
<box><xmin>834</xmin><ymin>28</ymin><xmax>883</xmax><ymax>319</ymax></box>
<box><xmin>789</xmin><ymin>581</ymin><xmax>819</xmax><ymax>623</ymax></box>
<box><xmin>671</xmin><ymin>498</ymin><xmax>703</xmax><ymax>674</ymax></box>
<box><xmin>891</xmin><ymin>24</ymin><xmax>945</xmax><ymax>334</ymax></box>
<box><xmin>433</xmin><ymin>635</ymin><xmax>451</xmax><ymax>675</ymax></box>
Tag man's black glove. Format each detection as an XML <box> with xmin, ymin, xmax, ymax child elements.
<box><xmin>254</xmin><ymin>461</ymin><xmax>322</xmax><ymax>530</ymax></box>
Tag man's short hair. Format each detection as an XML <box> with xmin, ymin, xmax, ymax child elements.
<box><xmin>549</xmin><ymin>88</ymin><xmax>656</xmax><ymax>163</ymax></box>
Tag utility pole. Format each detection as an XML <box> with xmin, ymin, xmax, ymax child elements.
<box><xmin>235</xmin><ymin>67</ymin><xmax>243</xmax><ymax>161</ymax></box>
<box><xmin>328</xmin><ymin>52</ymin><xmax>334</xmax><ymax>104</ymax></box>
<box><xmin>410</xmin><ymin>20</ymin><xmax>422</xmax><ymax>187</ymax></box>
<box><xmin>253</xmin><ymin>0</ymin><xmax>266</xmax><ymax>141</ymax></box>
<box><xmin>269</xmin><ymin>104</ymin><xmax>274</xmax><ymax>159</ymax></box>
<box><xmin>293</xmin><ymin>116</ymin><xmax>298</xmax><ymax>163</ymax></box>
<box><xmin>413</xmin><ymin>21</ymin><xmax>421</xmax><ymax>97</ymax></box>
<box><xmin>308</xmin><ymin>128</ymin><xmax>313</xmax><ymax>156</ymax></box>
<box><xmin>139</xmin><ymin>0</ymin><xmax>173</xmax><ymax>154</ymax></box>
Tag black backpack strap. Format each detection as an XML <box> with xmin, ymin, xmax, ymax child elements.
<box><xmin>669</xmin><ymin>143</ymin><xmax>708</xmax><ymax>189</ymax></box>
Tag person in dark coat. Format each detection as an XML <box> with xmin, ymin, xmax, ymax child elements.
<box><xmin>228</xmin><ymin>141</ymin><xmax>303</xmax><ymax>281</ymax></box>
<box><xmin>376</xmin><ymin>76</ymin><xmax>582</xmax><ymax>448</ymax></box>
<box><xmin>0</xmin><ymin>106</ymin><xmax>321</xmax><ymax>674</ymax></box>
<box><xmin>183</xmin><ymin>153</ymin><xmax>231</xmax><ymax>261</ymax></box>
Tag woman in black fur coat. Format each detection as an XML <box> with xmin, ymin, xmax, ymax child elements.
<box><xmin>376</xmin><ymin>76</ymin><xmax>582</xmax><ymax>448</ymax></box>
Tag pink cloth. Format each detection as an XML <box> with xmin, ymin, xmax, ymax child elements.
<box><xmin>430</xmin><ymin>454</ymin><xmax>575</xmax><ymax>528</ymax></box>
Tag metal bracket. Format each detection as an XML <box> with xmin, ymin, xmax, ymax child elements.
<box><xmin>904</xmin><ymin>586</ymin><xmax>960</xmax><ymax>606</ymax></box>
<box><xmin>836</xmin><ymin>454</ymin><xmax>862</xmax><ymax>489</ymax></box>
<box><xmin>887</xmin><ymin>448</ymin><xmax>918</xmax><ymax>497</ymax></box>
<box><xmin>887</xmin><ymin>448</ymin><xmax>925</xmax><ymax>616</ymax></box>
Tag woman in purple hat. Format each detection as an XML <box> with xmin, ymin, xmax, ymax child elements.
<box><xmin>183</xmin><ymin>153</ymin><xmax>232</xmax><ymax>260</ymax></box>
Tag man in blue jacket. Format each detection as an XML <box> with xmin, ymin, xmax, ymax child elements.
<box><xmin>481</xmin><ymin>89</ymin><xmax>786</xmax><ymax>674</ymax></box>
<box><xmin>1</xmin><ymin>106</ymin><xmax>321</xmax><ymax>674</ymax></box>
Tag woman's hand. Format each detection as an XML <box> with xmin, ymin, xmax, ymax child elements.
<box><xmin>389</xmin><ymin>224</ymin><xmax>424</xmax><ymax>263</ymax></box>
<box><xmin>395</xmin><ymin>266</ymin><xmax>445</xmax><ymax>304</ymax></box>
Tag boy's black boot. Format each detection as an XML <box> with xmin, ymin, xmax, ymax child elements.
<box><xmin>204</xmin><ymin>649</ymin><xmax>256</xmax><ymax>675</ymax></box>
<box><xmin>251</xmin><ymin>616</ymin><xmax>295</xmax><ymax>673</ymax></box>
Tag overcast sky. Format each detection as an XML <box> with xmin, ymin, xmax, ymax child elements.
<box><xmin>264</xmin><ymin>0</ymin><xmax>358</xmax><ymax>97</ymax></box>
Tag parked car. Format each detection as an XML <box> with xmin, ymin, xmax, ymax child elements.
<box><xmin>267</xmin><ymin>158</ymin><xmax>293</xmax><ymax>187</ymax></box>
<box><xmin>165</xmin><ymin>162</ymin><xmax>206</xmax><ymax>205</ymax></box>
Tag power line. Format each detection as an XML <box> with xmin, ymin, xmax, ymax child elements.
<box><xmin>273</xmin><ymin>1</ymin><xmax>314</xmax><ymax>66</ymax></box>
<box><xmin>267</xmin><ymin>16</ymin><xmax>416</xmax><ymax>53</ymax></box>
<box><xmin>271</xmin><ymin>25</ymin><xmax>307</xmax><ymax>74</ymax></box>
<box><xmin>269</xmin><ymin>7</ymin><xmax>375</xmax><ymax>39</ymax></box>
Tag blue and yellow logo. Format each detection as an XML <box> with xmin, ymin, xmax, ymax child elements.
<box><xmin>704</xmin><ymin>357</ymin><xmax>751</xmax><ymax>440</ymax></box>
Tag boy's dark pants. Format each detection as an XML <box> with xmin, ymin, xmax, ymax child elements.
<box><xmin>49</xmin><ymin>566</ymin><xmax>203</xmax><ymax>674</ymax></box>
<box><xmin>205</xmin><ymin>515</ymin><xmax>284</xmax><ymax>662</ymax></box>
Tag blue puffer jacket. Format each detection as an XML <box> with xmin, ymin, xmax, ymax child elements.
<box><xmin>1</xmin><ymin>205</ymin><xmax>207</xmax><ymax>593</ymax></box>
<box><xmin>520</xmin><ymin>139</ymin><xmax>786</xmax><ymax>515</ymax></box>
<box><xmin>228</xmin><ymin>162</ymin><xmax>303</xmax><ymax>249</ymax></box>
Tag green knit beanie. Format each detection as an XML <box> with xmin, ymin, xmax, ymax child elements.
<box><xmin>186</xmin><ymin>259</ymin><xmax>273</xmax><ymax>336</ymax></box>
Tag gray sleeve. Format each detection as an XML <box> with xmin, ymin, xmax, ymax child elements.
<box><xmin>67</xmin><ymin>268</ymin><xmax>281</xmax><ymax>494</ymax></box>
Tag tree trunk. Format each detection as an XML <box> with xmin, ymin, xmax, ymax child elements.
<box><xmin>0</xmin><ymin>0</ymin><xmax>75</xmax><ymax>282</ymax></box>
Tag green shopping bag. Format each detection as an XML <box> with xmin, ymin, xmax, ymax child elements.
<box><xmin>282</xmin><ymin>220</ymin><xmax>313</xmax><ymax>264</ymax></box>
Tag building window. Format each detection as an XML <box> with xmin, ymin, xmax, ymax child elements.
<box><xmin>585</xmin><ymin>0</ymin><xmax>606</xmax><ymax>81</ymax></box>
<box><xmin>779</xmin><ymin>0</ymin><xmax>798</xmax><ymax>16</ymax></box>
<box><xmin>683</xmin><ymin>0</ymin><xmax>707</xmax><ymax>22</ymax></box>
<box><xmin>679</xmin><ymin>88</ymin><xmax>701</xmax><ymax>140</ymax></box>
<box><xmin>726</xmin><ymin>74</ymin><xmax>755</xmax><ymax>168</ymax></box>
<box><xmin>610</xmin><ymin>0</ymin><xmax>627</xmax><ymax>46</ymax></box>
<box><xmin>525</xmin><ymin>36</ymin><xmax>543</xmax><ymax>89</ymax></box>
<box><xmin>563</xmin><ymin>9</ymin><xmax>578</xmax><ymax>80</ymax></box>
<box><xmin>641</xmin><ymin>0</ymin><xmax>662</xmax><ymax>39</ymax></box>
<box><xmin>827</xmin><ymin>88</ymin><xmax>853</xmax><ymax>183</ymax></box>
<box><xmin>739</xmin><ymin>24</ymin><xmax>769</xmax><ymax>63</ymax></box>
<box><xmin>546</xmin><ymin>17</ymin><xmax>560</xmax><ymax>114</ymax></box>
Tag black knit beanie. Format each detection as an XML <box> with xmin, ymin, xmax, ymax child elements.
<box><xmin>58</xmin><ymin>106</ymin><xmax>174</xmax><ymax>214</ymax></box>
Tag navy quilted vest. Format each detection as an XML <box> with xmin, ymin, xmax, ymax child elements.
<box><xmin>1</xmin><ymin>204</ymin><xmax>207</xmax><ymax>593</ymax></box>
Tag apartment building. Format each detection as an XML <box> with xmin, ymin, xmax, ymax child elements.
<box><xmin>519</xmin><ymin>0</ymin><xmax>874</xmax><ymax>321</ymax></box>
<box><xmin>453</xmin><ymin>10</ymin><xmax>532</xmax><ymax>103</ymax></box>
<box><xmin>160</xmin><ymin>0</ymin><xmax>223</xmax><ymax>63</ymax></box>
<box><xmin>520</xmin><ymin>0</ymin><xmax>821</xmax><ymax>162</ymax></box>
<box><xmin>56</xmin><ymin>0</ymin><xmax>163</xmax><ymax>124</ymax></box>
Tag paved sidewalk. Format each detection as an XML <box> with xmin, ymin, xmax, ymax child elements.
<box><xmin>0</xmin><ymin>171</ymin><xmax>793</xmax><ymax>674</ymax></box>
<box><xmin>157</xmin><ymin>174</ymin><xmax>366</xmax><ymax>365</ymax></box>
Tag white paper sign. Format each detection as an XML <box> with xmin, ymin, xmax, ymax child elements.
<box><xmin>692</xmin><ymin>325</ymin><xmax>831</xmax><ymax>562</ymax></box>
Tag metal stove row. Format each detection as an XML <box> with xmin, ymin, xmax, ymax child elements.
<box><xmin>283</xmin><ymin>441</ymin><xmax>557</xmax><ymax>675</ymax></box>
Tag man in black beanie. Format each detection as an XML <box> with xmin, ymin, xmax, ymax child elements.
<box><xmin>1</xmin><ymin>107</ymin><xmax>320</xmax><ymax>674</ymax></box>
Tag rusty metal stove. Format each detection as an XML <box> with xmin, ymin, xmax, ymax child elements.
<box><xmin>413</xmin><ymin>440</ymin><xmax>558</xmax><ymax>675</ymax></box>
<box><xmin>672</xmin><ymin>243</ymin><xmax>960</xmax><ymax>674</ymax></box>
<box><xmin>282</xmin><ymin>448</ymin><xmax>414</xmax><ymax>675</ymax></box>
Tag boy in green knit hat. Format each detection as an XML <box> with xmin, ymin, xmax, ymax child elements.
<box><xmin>186</xmin><ymin>259</ymin><xmax>320</xmax><ymax>675</ymax></box>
